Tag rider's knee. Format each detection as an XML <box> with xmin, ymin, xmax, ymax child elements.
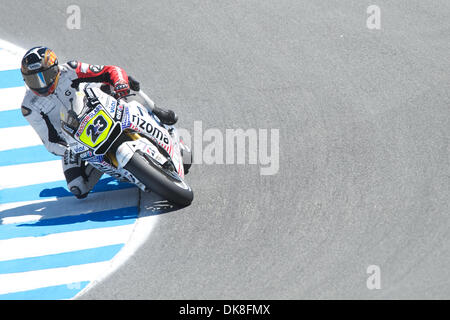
<box><xmin>62</xmin><ymin>150</ymin><xmax>102</xmax><ymax>199</ymax></box>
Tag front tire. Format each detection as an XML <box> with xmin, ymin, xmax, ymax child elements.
<box><xmin>124</xmin><ymin>152</ymin><xmax>194</xmax><ymax>206</ymax></box>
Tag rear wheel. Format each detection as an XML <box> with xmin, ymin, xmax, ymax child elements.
<box><xmin>124</xmin><ymin>152</ymin><xmax>194</xmax><ymax>206</ymax></box>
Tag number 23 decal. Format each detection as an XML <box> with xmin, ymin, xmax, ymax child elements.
<box><xmin>86</xmin><ymin>115</ymin><xmax>108</xmax><ymax>144</ymax></box>
<box><xmin>79</xmin><ymin>111</ymin><xmax>113</xmax><ymax>148</ymax></box>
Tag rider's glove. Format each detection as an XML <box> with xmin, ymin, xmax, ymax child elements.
<box><xmin>114</xmin><ymin>81</ymin><xmax>130</xmax><ymax>98</ymax></box>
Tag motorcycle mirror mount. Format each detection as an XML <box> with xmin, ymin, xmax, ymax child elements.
<box><xmin>116</xmin><ymin>93</ymin><xmax>136</xmax><ymax>104</ymax></box>
<box><xmin>137</xmin><ymin>90</ymin><xmax>156</xmax><ymax>111</ymax></box>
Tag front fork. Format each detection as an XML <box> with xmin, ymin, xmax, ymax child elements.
<box><xmin>105</xmin><ymin>131</ymin><xmax>142</xmax><ymax>168</ymax></box>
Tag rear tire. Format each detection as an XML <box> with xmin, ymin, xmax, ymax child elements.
<box><xmin>124</xmin><ymin>152</ymin><xmax>194</xmax><ymax>206</ymax></box>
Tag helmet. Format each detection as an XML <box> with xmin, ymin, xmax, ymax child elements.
<box><xmin>21</xmin><ymin>46</ymin><xmax>60</xmax><ymax>96</ymax></box>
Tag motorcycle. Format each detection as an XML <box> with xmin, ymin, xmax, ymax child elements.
<box><xmin>59</xmin><ymin>85</ymin><xmax>194</xmax><ymax>206</ymax></box>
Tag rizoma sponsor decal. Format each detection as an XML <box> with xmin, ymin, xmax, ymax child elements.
<box><xmin>131</xmin><ymin>114</ymin><xmax>169</xmax><ymax>145</ymax></box>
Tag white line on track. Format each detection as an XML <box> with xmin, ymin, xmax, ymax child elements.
<box><xmin>0</xmin><ymin>87</ymin><xmax>26</xmax><ymax>111</ymax></box>
<box><xmin>0</xmin><ymin>160</ymin><xmax>63</xmax><ymax>189</ymax></box>
<box><xmin>0</xmin><ymin>39</ymin><xmax>25</xmax><ymax>72</ymax></box>
<box><xmin>0</xmin><ymin>50</ymin><xmax>22</xmax><ymax>71</ymax></box>
<box><xmin>0</xmin><ymin>224</ymin><xmax>135</xmax><ymax>262</ymax></box>
<box><xmin>0</xmin><ymin>261</ymin><xmax>109</xmax><ymax>295</ymax></box>
<box><xmin>0</xmin><ymin>126</ymin><xmax>42</xmax><ymax>151</ymax></box>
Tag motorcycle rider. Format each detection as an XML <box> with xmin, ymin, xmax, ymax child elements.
<box><xmin>20</xmin><ymin>46</ymin><xmax>178</xmax><ymax>199</ymax></box>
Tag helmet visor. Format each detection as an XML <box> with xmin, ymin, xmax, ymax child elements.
<box><xmin>23</xmin><ymin>65</ymin><xmax>59</xmax><ymax>92</ymax></box>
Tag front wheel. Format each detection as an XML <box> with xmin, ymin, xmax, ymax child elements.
<box><xmin>124</xmin><ymin>152</ymin><xmax>194</xmax><ymax>206</ymax></box>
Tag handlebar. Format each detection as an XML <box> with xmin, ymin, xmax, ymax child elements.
<box><xmin>115</xmin><ymin>89</ymin><xmax>156</xmax><ymax>113</ymax></box>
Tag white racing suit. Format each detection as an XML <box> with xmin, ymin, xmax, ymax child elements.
<box><xmin>21</xmin><ymin>61</ymin><xmax>130</xmax><ymax>198</ymax></box>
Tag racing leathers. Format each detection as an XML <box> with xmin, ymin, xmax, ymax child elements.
<box><xmin>21</xmin><ymin>61</ymin><xmax>131</xmax><ymax>198</ymax></box>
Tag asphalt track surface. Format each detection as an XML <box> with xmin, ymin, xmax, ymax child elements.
<box><xmin>1</xmin><ymin>0</ymin><xmax>449</xmax><ymax>299</ymax></box>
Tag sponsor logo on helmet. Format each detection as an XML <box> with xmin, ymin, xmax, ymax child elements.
<box><xmin>28</xmin><ymin>62</ymin><xmax>42</xmax><ymax>70</ymax></box>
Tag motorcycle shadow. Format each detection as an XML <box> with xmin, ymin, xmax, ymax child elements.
<box><xmin>138</xmin><ymin>193</ymin><xmax>181</xmax><ymax>218</ymax></box>
<box><xmin>0</xmin><ymin>177</ymin><xmax>178</xmax><ymax>227</ymax></box>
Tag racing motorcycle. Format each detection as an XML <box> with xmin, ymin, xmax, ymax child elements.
<box><xmin>60</xmin><ymin>85</ymin><xmax>194</xmax><ymax>206</ymax></box>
